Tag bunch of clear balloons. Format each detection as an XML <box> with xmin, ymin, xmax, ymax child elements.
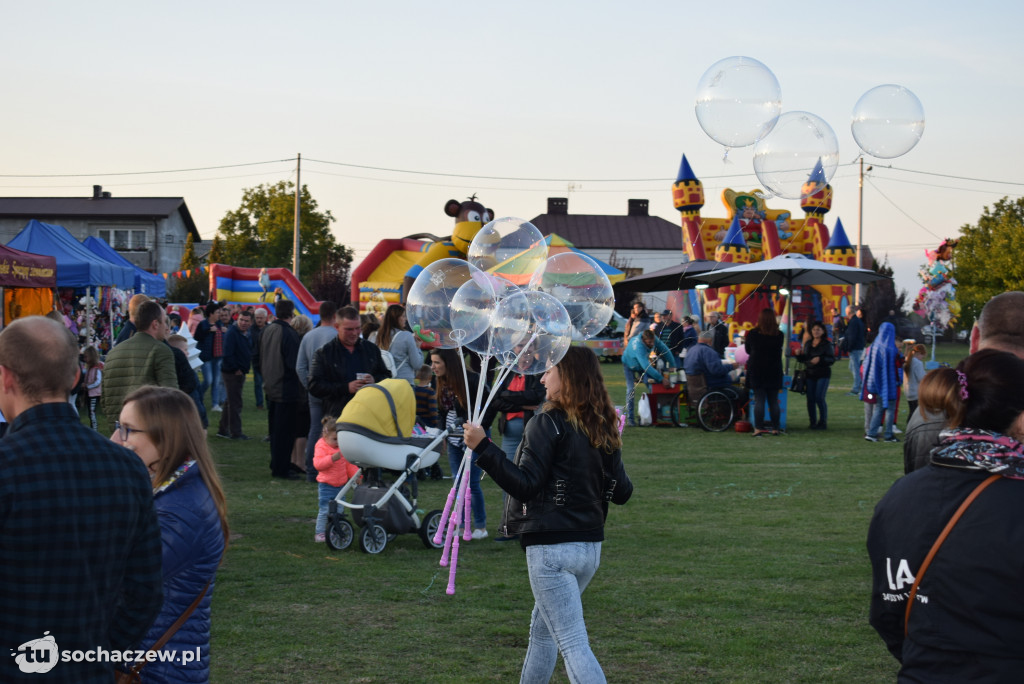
<box><xmin>405</xmin><ymin>216</ymin><xmax>614</xmax><ymax>594</ymax></box>
<box><xmin>695</xmin><ymin>56</ymin><xmax>924</xmax><ymax>199</ymax></box>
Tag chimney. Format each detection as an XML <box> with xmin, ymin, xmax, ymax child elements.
<box><xmin>92</xmin><ymin>185</ymin><xmax>103</xmax><ymax>199</ymax></box>
<box><xmin>547</xmin><ymin>197</ymin><xmax>568</xmax><ymax>215</ymax></box>
<box><xmin>102</xmin><ymin>191</ymin><xmax>112</xmax><ymax>198</ymax></box>
<box><xmin>627</xmin><ymin>199</ymin><xmax>649</xmax><ymax>216</ymax></box>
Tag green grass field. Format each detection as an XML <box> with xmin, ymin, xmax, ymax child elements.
<box><xmin>123</xmin><ymin>342</ymin><xmax>968</xmax><ymax>683</ymax></box>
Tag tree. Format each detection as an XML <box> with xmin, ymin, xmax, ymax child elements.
<box><xmin>955</xmin><ymin>197</ymin><xmax>1024</xmax><ymax>326</ymax></box>
<box><xmin>860</xmin><ymin>255</ymin><xmax>907</xmax><ymax>338</ymax></box>
<box><xmin>167</xmin><ymin>233</ymin><xmax>209</xmax><ymax>303</ymax></box>
<box><xmin>216</xmin><ymin>181</ymin><xmax>353</xmax><ymax>285</ymax></box>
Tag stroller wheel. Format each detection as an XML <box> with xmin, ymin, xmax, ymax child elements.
<box><xmin>325</xmin><ymin>519</ymin><xmax>353</xmax><ymax>551</ymax></box>
<box><xmin>359</xmin><ymin>524</ymin><xmax>388</xmax><ymax>554</ymax></box>
<box><xmin>419</xmin><ymin>509</ymin><xmax>444</xmax><ymax>549</ymax></box>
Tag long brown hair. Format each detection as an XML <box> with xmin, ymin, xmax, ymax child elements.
<box><xmin>376</xmin><ymin>304</ymin><xmax>406</xmax><ymax>351</ymax></box>
<box><xmin>430</xmin><ymin>348</ymin><xmax>468</xmax><ymax>409</ymax></box>
<box><xmin>755</xmin><ymin>307</ymin><xmax>780</xmax><ymax>336</ymax></box>
<box><xmin>123</xmin><ymin>386</ymin><xmax>229</xmax><ymax>541</ymax></box>
<box><xmin>545</xmin><ymin>346</ymin><xmax>621</xmax><ymax>452</ymax></box>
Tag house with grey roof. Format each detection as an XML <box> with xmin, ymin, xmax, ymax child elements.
<box><xmin>0</xmin><ymin>185</ymin><xmax>202</xmax><ymax>275</ymax></box>
<box><xmin>529</xmin><ymin>197</ymin><xmax>685</xmax><ymax>278</ymax></box>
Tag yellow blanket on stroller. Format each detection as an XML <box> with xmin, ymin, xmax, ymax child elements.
<box><xmin>339</xmin><ymin>378</ymin><xmax>415</xmax><ymax>438</ymax></box>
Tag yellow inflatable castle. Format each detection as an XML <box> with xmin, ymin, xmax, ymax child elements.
<box><xmin>672</xmin><ymin>155</ymin><xmax>856</xmax><ymax>339</ymax></box>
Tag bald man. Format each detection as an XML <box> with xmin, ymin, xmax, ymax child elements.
<box><xmin>0</xmin><ymin>317</ymin><xmax>163</xmax><ymax>682</ymax></box>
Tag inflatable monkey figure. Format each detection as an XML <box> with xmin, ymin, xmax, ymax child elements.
<box><xmin>402</xmin><ymin>195</ymin><xmax>493</xmax><ymax>300</ymax></box>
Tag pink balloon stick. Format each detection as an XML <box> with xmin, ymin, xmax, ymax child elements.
<box><xmin>446</xmin><ymin>536</ymin><xmax>461</xmax><ymax>595</ymax></box>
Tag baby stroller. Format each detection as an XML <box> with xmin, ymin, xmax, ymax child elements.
<box><xmin>325</xmin><ymin>378</ymin><xmax>447</xmax><ymax>554</ymax></box>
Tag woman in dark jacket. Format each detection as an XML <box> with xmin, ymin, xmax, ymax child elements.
<box><xmin>466</xmin><ymin>346</ymin><xmax>632</xmax><ymax>683</ymax></box>
<box><xmin>744</xmin><ymin>307</ymin><xmax>784</xmax><ymax>436</ymax></box>
<box><xmin>115</xmin><ymin>386</ymin><xmax>228</xmax><ymax>684</ymax></box>
<box><xmin>796</xmin><ymin>320</ymin><xmax>835</xmax><ymax>430</ymax></box>
<box><xmin>868</xmin><ymin>350</ymin><xmax>1024</xmax><ymax>681</ymax></box>
<box><xmin>490</xmin><ymin>356</ymin><xmax>546</xmax><ymax>462</ymax></box>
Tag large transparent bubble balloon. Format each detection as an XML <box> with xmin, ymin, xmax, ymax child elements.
<box><xmin>465</xmin><ymin>288</ymin><xmax>532</xmax><ymax>357</ymax></box>
<box><xmin>752</xmin><ymin>111</ymin><xmax>839</xmax><ymax>199</ymax></box>
<box><xmin>851</xmin><ymin>84</ymin><xmax>925</xmax><ymax>159</ymax></box>
<box><xmin>529</xmin><ymin>252</ymin><xmax>614</xmax><ymax>341</ymax></box>
<box><xmin>406</xmin><ymin>259</ymin><xmax>493</xmax><ymax>349</ymax></box>
<box><xmin>450</xmin><ymin>270</ymin><xmax>501</xmax><ymax>354</ymax></box>
<box><xmin>497</xmin><ymin>291</ymin><xmax>572</xmax><ymax>376</ymax></box>
<box><xmin>468</xmin><ymin>217</ymin><xmax>548</xmax><ymax>285</ymax></box>
<box><xmin>695</xmin><ymin>56</ymin><xmax>782</xmax><ymax>150</ymax></box>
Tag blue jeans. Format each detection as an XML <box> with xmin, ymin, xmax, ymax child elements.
<box><xmin>304</xmin><ymin>394</ymin><xmax>324</xmax><ymax>482</ymax></box>
<box><xmin>623</xmin><ymin>368</ymin><xmax>657</xmax><ymax>423</ymax></box>
<box><xmin>805</xmin><ymin>376</ymin><xmax>830</xmax><ymax>426</ymax></box>
<box><xmin>522</xmin><ymin>542</ymin><xmax>605</xmax><ymax>684</ymax></box>
<box><xmin>449</xmin><ymin>441</ymin><xmax>486</xmax><ymax>529</ymax></box>
<box><xmin>253</xmin><ymin>370</ymin><xmax>265</xmax><ymax>408</ymax></box>
<box><xmin>751</xmin><ymin>388</ymin><xmax>780</xmax><ymax>431</ymax></box>
<box><xmin>501</xmin><ymin>416</ymin><xmax>525</xmax><ymax>462</ymax></box>
<box><xmin>316</xmin><ymin>482</ymin><xmax>343</xmax><ymax>536</ymax></box>
<box><xmin>868</xmin><ymin>401</ymin><xmax>896</xmax><ymax>439</ymax></box>
<box><xmin>200</xmin><ymin>358</ymin><xmax>223</xmax><ymax>406</ymax></box>
<box><xmin>849</xmin><ymin>349</ymin><xmax>864</xmax><ymax>393</ymax></box>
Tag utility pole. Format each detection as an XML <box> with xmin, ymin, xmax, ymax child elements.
<box><xmin>293</xmin><ymin>153</ymin><xmax>301</xmax><ymax>276</ymax></box>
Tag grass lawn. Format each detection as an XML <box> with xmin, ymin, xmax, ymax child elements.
<box><xmin>111</xmin><ymin>341</ymin><xmax>969</xmax><ymax>683</ymax></box>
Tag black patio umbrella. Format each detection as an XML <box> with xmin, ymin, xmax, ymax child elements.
<box><xmin>619</xmin><ymin>259</ymin><xmax>722</xmax><ymax>292</ymax></box>
<box><xmin>690</xmin><ymin>252</ymin><xmax>890</xmax><ymax>372</ymax></box>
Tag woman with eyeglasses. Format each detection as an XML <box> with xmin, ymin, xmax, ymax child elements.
<box><xmin>114</xmin><ymin>386</ymin><xmax>228</xmax><ymax>683</ymax></box>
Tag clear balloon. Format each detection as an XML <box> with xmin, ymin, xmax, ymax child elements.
<box><xmin>851</xmin><ymin>84</ymin><xmax>925</xmax><ymax>159</ymax></box>
<box><xmin>468</xmin><ymin>217</ymin><xmax>548</xmax><ymax>285</ymax></box>
<box><xmin>450</xmin><ymin>271</ymin><xmax>500</xmax><ymax>354</ymax></box>
<box><xmin>496</xmin><ymin>291</ymin><xmax>572</xmax><ymax>376</ymax></box>
<box><xmin>752</xmin><ymin>111</ymin><xmax>839</xmax><ymax>200</ymax></box>
<box><xmin>695</xmin><ymin>56</ymin><xmax>782</xmax><ymax>149</ymax></box>
<box><xmin>529</xmin><ymin>252</ymin><xmax>614</xmax><ymax>341</ymax></box>
<box><xmin>467</xmin><ymin>290</ymin><xmax>533</xmax><ymax>357</ymax></box>
<box><xmin>406</xmin><ymin>259</ymin><xmax>492</xmax><ymax>349</ymax></box>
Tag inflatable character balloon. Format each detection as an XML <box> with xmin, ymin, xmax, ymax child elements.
<box><xmin>914</xmin><ymin>238</ymin><xmax>960</xmax><ymax>330</ymax></box>
<box><xmin>402</xmin><ymin>195</ymin><xmax>493</xmax><ymax>301</ymax></box>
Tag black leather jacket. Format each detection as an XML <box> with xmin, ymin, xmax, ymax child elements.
<box><xmin>307</xmin><ymin>338</ymin><xmax>390</xmax><ymax>417</ymax></box>
<box><xmin>476</xmin><ymin>408</ymin><xmax>632</xmax><ymax>544</ymax></box>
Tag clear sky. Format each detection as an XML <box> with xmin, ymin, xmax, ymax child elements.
<box><xmin>2</xmin><ymin>1</ymin><xmax>1021</xmax><ymax>304</ymax></box>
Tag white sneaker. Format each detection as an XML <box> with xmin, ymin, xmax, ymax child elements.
<box><xmin>211</xmin><ymin>405</ymin><xmax>223</xmax><ymax>412</ymax></box>
<box><xmin>314</xmin><ymin>533</ymin><xmax>326</xmax><ymax>543</ymax></box>
<box><xmin>471</xmin><ymin>528</ymin><xmax>489</xmax><ymax>541</ymax></box>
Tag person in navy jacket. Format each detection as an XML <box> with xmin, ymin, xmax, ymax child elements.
<box><xmin>115</xmin><ymin>386</ymin><xmax>228</xmax><ymax>683</ymax></box>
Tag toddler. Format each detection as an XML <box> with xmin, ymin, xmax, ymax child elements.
<box><xmin>313</xmin><ymin>414</ymin><xmax>359</xmax><ymax>543</ymax></box>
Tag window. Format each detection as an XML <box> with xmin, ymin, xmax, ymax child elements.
<box><xmin>97</xmin><ymin>227</ymin><xmax>148</xmax><ymax>250</ymax></box>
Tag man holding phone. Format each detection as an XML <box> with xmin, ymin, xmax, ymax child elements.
<box><xmin>308</xmin><ymin>306</ymin><xmax>391</xmax><ymax>417</ymax></box>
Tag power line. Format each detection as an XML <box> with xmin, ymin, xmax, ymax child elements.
<box><xmin>0</xmin><ymin>159</ymin><xmax>294</xmax><ymax>178</ymax></box>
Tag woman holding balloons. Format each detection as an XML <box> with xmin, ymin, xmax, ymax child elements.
<box><xmin>465</xmin><ymin>346</ymin><xmax>633</xmax><ymax>684</ymax></box>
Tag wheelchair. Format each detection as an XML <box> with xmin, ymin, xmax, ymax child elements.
<box><xmin>682</xmin><ymin>374</ymin><xmax>748</xmax><ymax>432</ymax></box>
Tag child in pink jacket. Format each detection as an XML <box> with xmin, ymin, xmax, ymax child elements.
<box><xmin>313</xmin><ymin>415</ymin><xmax>359</xmax><ymax>543</ymax></box>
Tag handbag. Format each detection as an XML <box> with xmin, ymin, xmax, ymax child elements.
<box><xmin>114</xmin><ymin>576</ymin><xmax>215</xmax><ymax>683</ymax></box>
<box><xmin>904</xmin><ymin>474</ymin><xmax>999</xmax><ymax>636</ymax></box>
<box><xmin>637</xmin><ymin>393</ymin><xmax>653</xmax><ymax>426</ymax></box>
<box><xmin>790</xmin><ymin>369</ymin><xmax>807</xmax><ymax>394</ymax></box>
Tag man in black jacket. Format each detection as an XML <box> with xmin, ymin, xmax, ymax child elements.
<box><xmin>217</xmin><ymin>310</ymin><xmax>253</xmax><ymax>440</ymax></box>
<box><xmin>707</xmin><ymin>311</ymin><xmax>730</xmax><ymax>359</ymax></box>
<box><xmin>307</xmin><ymin>306</ymin><xmax>390</xmax><ymax>418</ymax></box>
<box><xmin>259</xmin><ymin>301</ymin><xmax>302</xmax><ymax>479</ymax></box>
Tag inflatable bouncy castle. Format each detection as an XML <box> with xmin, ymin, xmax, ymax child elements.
<box><xmin>672</xmin><ymin>155</ymin><xmax>857</xmax><ymax>339</ymax></box>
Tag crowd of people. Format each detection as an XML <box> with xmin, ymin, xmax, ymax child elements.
<box><xmin>14</xmin><ymin>284</ymin><xmax>1024</xmax><ymax>681</ymax></box>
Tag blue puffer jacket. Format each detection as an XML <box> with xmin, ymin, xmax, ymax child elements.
<box><xmin>140</xmin><ymin>463</ymin><xmax>225</xmax><ymax>684</ymax></box>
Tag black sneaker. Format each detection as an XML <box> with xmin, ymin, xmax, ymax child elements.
<box><xmin>864</xmin><ymin>434</ymin><xmax>878</xmax><ymax>442</ymax></box>
<box><xmin>215</xmin><ymin>432</ymin><xmax>231</xmax><ymax>439</ymax></box>
<box><xmin>884</xmin><ymin>436</ymin><xmax>900</xmax><ymax>443</ymax></box>
<box><xmin>232</xmin><ymin>434</ymin><xmax>251</xmax><ymax>441</ymax></box>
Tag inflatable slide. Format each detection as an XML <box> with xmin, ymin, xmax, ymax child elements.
<box><xmin>350</xmin><ymin>238</ymin><xmax>428</xmax><ymax>316</ymax></box>
<box><xmin>209</xmin><ymin>264</ymin><xmax>321</xmax><ymax>323</ymax></box>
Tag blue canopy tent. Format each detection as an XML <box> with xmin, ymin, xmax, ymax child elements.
<box><xmin>8</xmin><ymin>220</ymin><xmax>135</xmax><ymax>289</ymax></box>
<box><xmin>82</xmin><ymin>236</ymin><xmax>166</xmax><ymax>297</ymax></box>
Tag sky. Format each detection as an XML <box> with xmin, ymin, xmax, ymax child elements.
<box><xmin>2</xmin><ymin>1</ymin><xmax>1022</xmax><ymax>304</ymax></box>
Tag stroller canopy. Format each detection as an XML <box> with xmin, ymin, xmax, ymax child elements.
<box><xmin>339</xmin><ymin>378</ymin><xmax>415</xmax><ymax>438</ymax></box>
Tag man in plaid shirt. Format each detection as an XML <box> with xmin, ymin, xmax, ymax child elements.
<box><xmin>0</xmin><ymin>316</ymin><xmax>163</xmax><ymax>682</ymax></box>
